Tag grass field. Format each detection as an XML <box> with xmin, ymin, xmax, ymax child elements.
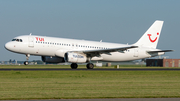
<box><xmin>0</xmin><ymin>65</ymin><xmax>180</xmax><ymax>99</ymax></box>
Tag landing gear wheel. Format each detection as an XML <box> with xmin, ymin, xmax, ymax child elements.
<box><xmin>71</xmin><ymin>63</ymin><xmax>78</xmax><ymax>69</ymax></box>
<box><xmin>24</xmin><ymin>61</ymin><xmax>29</xmax><ymax>65</ymax></box>
<box><xmin>86</xmin><ymin>63</ymin><xmax>94</xmax><ymax>69</ymax></box>
<box><xmin>24</xmin><ymin>54</ymin><xmax>30</xmax><ymax>65</ymax></box>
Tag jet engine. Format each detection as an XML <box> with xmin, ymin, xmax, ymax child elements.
<box><xmin>64</xmin><ymin>52</ymin><xmax>88</xmax><ymax>63</ymax></box>
<box><xmin>41</xmin><ymin>56</ymin><xmax>65</xmax><ymax>63</ymax></box>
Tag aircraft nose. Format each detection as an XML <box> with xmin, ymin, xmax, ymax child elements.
<box><xmin>4</xmin><ymin>42</ymin><xmax>12</xmax><ymax>51</ymax></box>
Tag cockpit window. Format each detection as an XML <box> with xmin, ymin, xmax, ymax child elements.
<box><xmin>12</xmin><ymin>38</ymin><xmax>23</xmax><ymax>42</ymax></box>
<box><xmin>12</xmin><ymin>39</ymin><xmax>16</xmax><ymax>41</ymax></box>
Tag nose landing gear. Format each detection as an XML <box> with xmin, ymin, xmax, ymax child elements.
<box><xmin>24</xmin><ymin>54</ymin><xmax>30</xmax><ymax>65</ymax></box>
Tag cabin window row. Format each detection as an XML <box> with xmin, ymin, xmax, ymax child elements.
<box><xmin>35</xmin><ymin>41</ymin><xmax>109</xmax><ymax>49</ymax></box>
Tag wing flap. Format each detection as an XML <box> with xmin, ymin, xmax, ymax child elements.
<box><xmin>82</xmin><ymin>46</ymin><xmax>138</xmax><ymax>53</ymax></box>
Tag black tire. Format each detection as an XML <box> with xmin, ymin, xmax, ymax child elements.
<box><xmin>24</xmin><ymin>61</ymin><xmax>29</xmax><ymax>65</ymax></box>
<box><xmin>86</xmin><ymin>63</ymin><xmax>94</xmax><ymax>69</ymax></box>
<box><xmin>71</xmin><ymin>63</ymin><xmax>78</xmax><ymax>69</ymax></box>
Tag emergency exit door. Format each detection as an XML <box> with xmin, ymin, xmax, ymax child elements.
<box><xmin>134</xmin><ymin>49</ymin><xmax>138</xmax><ymax>57</ymax></box>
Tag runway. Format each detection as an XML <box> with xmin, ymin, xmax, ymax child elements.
<box><xmin>0</xmin><ymin>68</ymin><xmax>180</xmax><ymax>71</ymax></box>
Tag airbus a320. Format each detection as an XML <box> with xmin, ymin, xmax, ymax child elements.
<box><xmin>5</xmin><ymin>20</ymin><xmax>172</xmax><ymax>69</ymax></box>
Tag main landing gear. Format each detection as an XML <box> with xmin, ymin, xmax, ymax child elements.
<box><xmin>86</xmin><ymin>63</ymin><xmax>94</xmax><ymax>69</ymax></box>
<box><xmin>71</xmin><ymin>63</ymin><xmax>78</xmax><ymax>69</ymax></box>
<box><xmin>70</xmin><ymin>63</ymin><xmax>94</xmax><ymax>69</ymax></box>
<box><xmin>24</xmin><ymin>54</ymin><xmax>30</xmax><ymax>65</ymax></box>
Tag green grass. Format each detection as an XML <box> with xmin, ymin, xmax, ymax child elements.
<box><xmin>0</xmin><ymin>68</ymin><xmax>180</xmax><ymax>99</ymax></box>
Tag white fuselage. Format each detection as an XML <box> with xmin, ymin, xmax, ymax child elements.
<box><xmin>5</xmin><ymin>35</ymin><xmax>164</xmax><ymax>62</ymax></box>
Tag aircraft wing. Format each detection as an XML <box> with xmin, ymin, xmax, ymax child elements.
<box><xmin>72</xmin><ymin>46</ymin><xmax>138</xmax><ymax>57</ymax></box>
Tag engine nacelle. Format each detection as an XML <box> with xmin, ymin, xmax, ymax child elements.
<box><xmin>41</xmin><ymin>56</ymin><xmax>65</xmax><ymax>63</ymax></box>
<box><xmin>64</xmin><ymin>52</ymin><xmax>87</xmax><ymax>63</ymax></box>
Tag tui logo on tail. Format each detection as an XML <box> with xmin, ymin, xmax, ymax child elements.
<box><xmin>147</xmin><ymin>33</ymin><xmax>159</xmax><ymax>43</ymax></box>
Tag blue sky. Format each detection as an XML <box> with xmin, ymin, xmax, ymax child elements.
<box><xmin>0</xmin><ymin>0</ymin><xmax>179</xmax><ymax>61</ymax></box>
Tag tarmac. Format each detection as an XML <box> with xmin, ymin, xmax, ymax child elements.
<box><xmin>0</xmin><ymin>68</ymin><xmax>180</xmax><ymax>71</ymax></box>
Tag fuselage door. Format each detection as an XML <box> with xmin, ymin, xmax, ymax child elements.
<box><xmin>28</xmin><ymin>36</ymin><xmax>34</xmax><ymax>47</ymax></box>
<box><xmin>134</xmin><ymin>49</ymin><xmax>138</xmax><ymax>57</ymax></box>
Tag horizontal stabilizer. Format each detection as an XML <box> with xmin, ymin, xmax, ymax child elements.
<box><xmin>147</xmin><ymin>50</ymin><xmax>173</xmax><ymax>53</ymax></box>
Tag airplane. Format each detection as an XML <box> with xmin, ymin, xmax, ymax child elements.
<box><xmin>5</xmin><ymin>20</ymin><xmax>173</xmax><ymax>69</ymax></box>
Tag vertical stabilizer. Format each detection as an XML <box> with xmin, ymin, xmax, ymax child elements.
<box><xmin>134</xmin><ymin>20</ymin><xmax>164</xmax><ymax>49</ymax></box>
